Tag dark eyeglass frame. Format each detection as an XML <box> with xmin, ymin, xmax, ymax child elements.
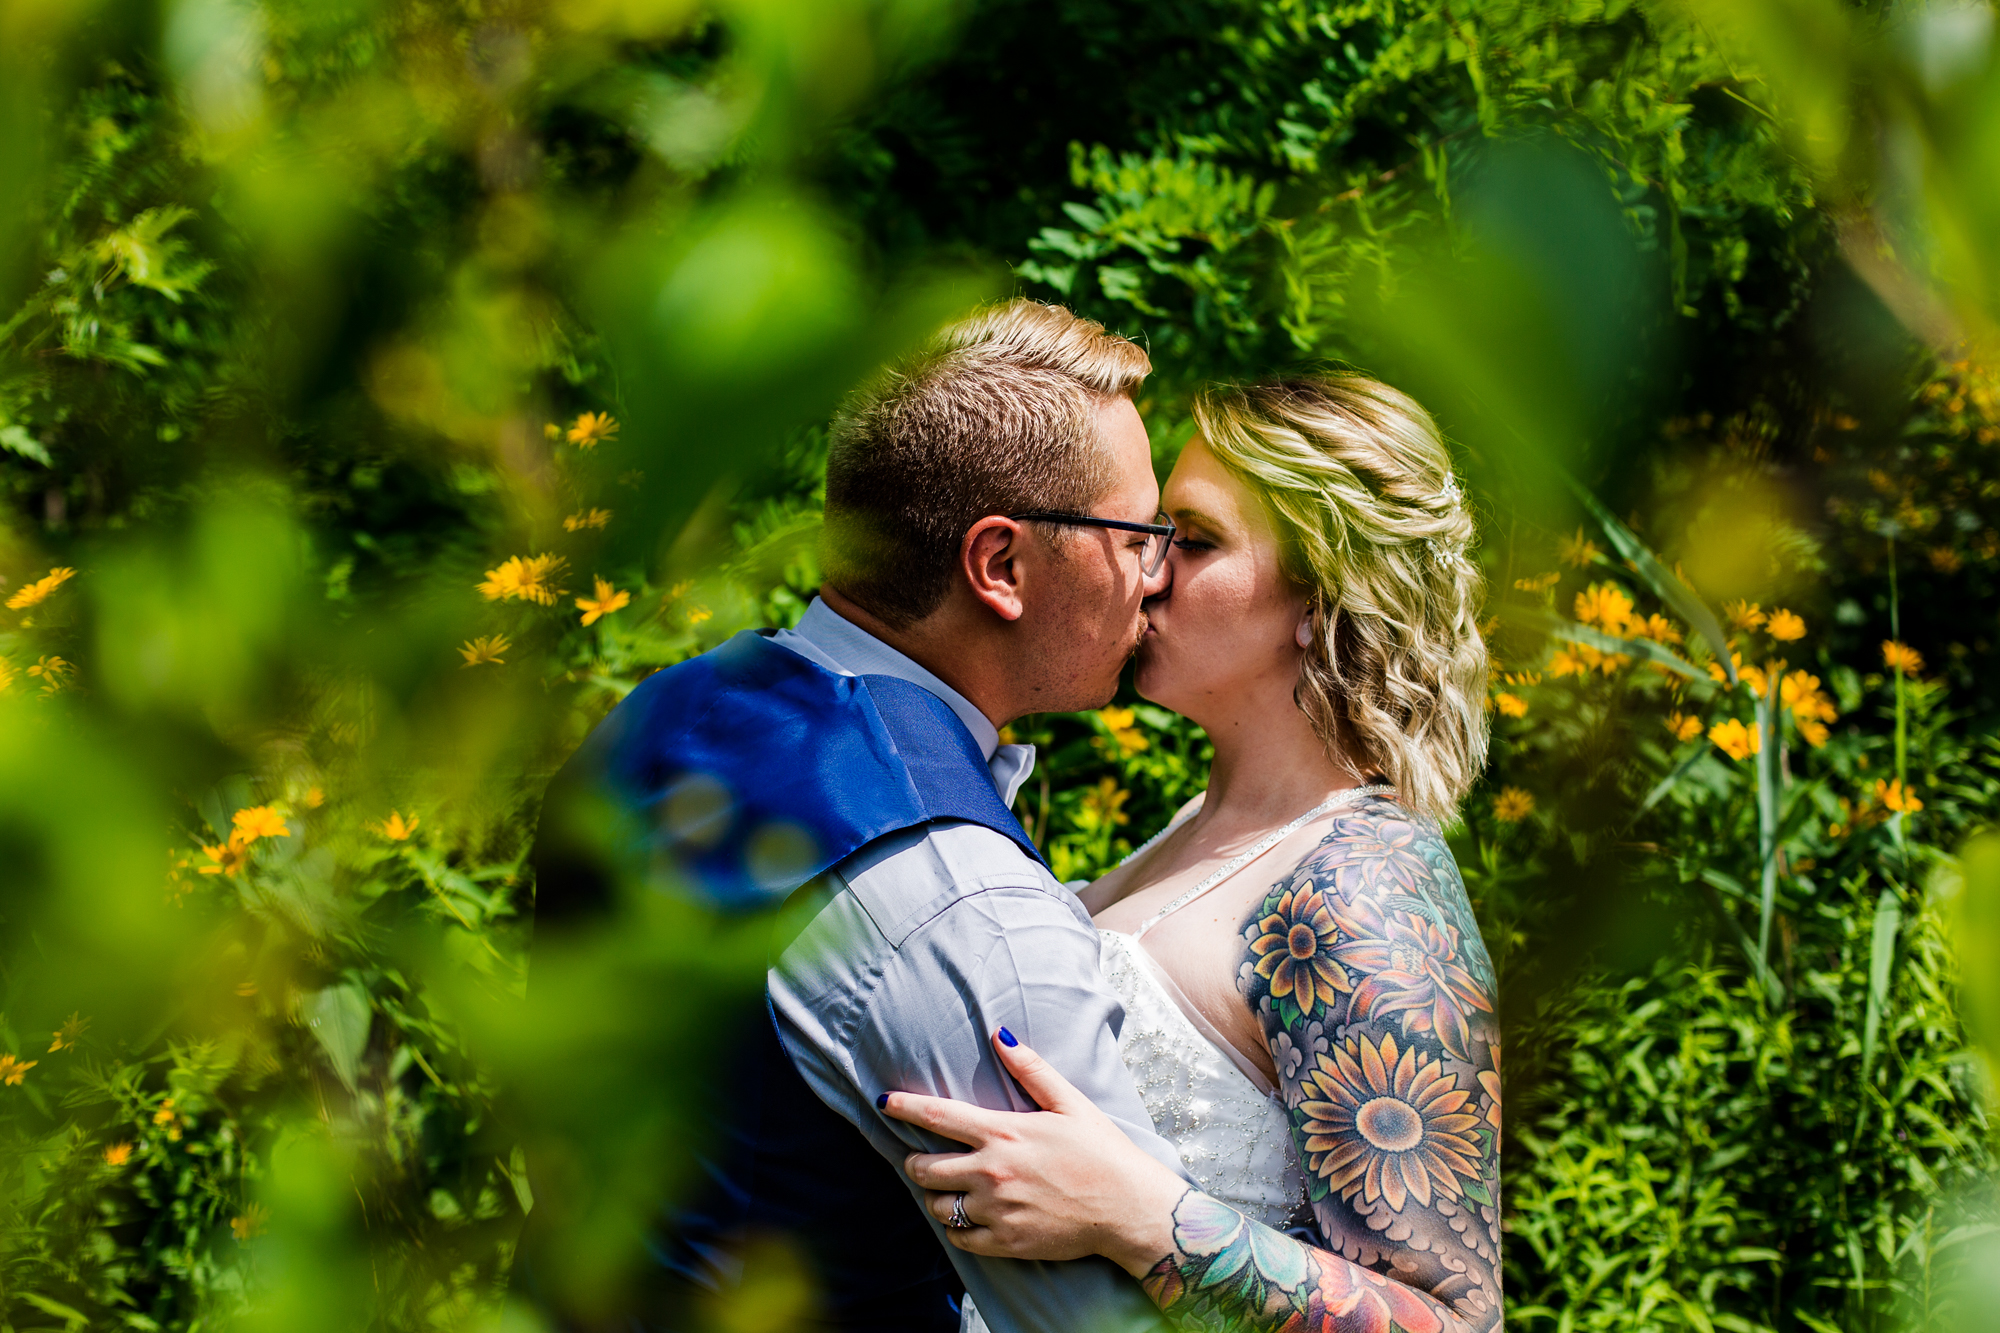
<box><xmin>1007</xmin><ymin>510</ymin><xmax>1177</xmax><ymax>578</ymax></box>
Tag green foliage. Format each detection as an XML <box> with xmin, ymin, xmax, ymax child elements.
<box><xmin>1</xmin><ymin>0</ymin><xmax>1997</xmax><ymax>1330</ymax></box>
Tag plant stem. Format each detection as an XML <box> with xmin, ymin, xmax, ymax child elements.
<box><xmin>1889</xmin><ymin>537</ymin><xmax>1906</xmax><ymax>790</ymax></box>
<box><xmin>1754</xmin><ymin>665</ymin><xmax>1785</xmax><ymax>1003</ymax></box>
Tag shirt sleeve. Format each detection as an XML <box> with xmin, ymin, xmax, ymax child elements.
<box><xmin>770</xmin><ymin>823</ymin><xmax>1185</xmax><ymax>1333</ymax></box>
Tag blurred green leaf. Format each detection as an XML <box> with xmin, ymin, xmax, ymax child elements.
<box><xmin>303</xmin><ymin>982</ymin><xmax>372</xmax><ymax>1092</ymax></box>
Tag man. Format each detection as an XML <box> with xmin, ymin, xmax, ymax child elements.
<box><xmin>532</xmin><ymin>300</ymin><xmax>1186</xmax><ymax>1331</ymax></box>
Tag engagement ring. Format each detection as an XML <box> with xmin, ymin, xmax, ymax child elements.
<box><xmin>947</xmin><ymin>1193</ymin><xmax>974</xmax><ymax>1230</ymax></box>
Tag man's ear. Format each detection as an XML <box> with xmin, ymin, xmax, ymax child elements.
<box><xmin>961</xmin><ymin>517</ymin><xmax>1028</xmax><ymax>622</ymax></box>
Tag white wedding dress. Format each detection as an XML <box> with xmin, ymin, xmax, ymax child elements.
<box><xmin>960</xmin><ymin>790</ymin><xmax>1392</xmax><ymax>1331</ymax></box>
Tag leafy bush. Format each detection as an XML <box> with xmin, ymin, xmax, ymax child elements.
<box><xmin>1</xmin><ymin>1</ymin><xmax>1996</xmax><ymax>1330</ymax></box>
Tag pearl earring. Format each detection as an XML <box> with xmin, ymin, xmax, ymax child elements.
<box><xmin>1296</xmin><ymin>618</ymin><xmax>1313</xmax><ymax>648</ymax></box>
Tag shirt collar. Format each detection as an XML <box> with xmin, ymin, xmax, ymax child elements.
<box><xmin>771</xmin><ymin>598</ymin><xmax>1038</xmax><ymax>807</ymax></box>
<box><xmin>780</xmin><ymin>597</ymin><xmax>1000</xmax><ymax>758</ymax></box>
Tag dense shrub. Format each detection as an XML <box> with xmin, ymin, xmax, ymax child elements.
<box><xmin>0</xmin><ymin>1</ymin><xmax>1994</xmax><ymax>1330</ymax></box>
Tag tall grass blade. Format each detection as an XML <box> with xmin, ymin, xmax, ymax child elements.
<box><xmin>1635</xmin><ymin>741</ymin><xmax>1711</xmax><ymax>820</ymax></box>
<box><xmin>1564</xmin><ymin>472</ymin><xmax>1738</xmax><ymax>684</ymax></box>
<box><xmin>1503</xmin><ymin>607</ymin><xmax>1706</xmax><ymax>679</ymax></box>
<box><xmin>1860</xmin><ymin>887</ymin><xmax>1902</xmax><ymax>1080</ymax></box>
<box><xmin>1698</xmin><ymin>870</ymin><xmax>1774</xmax><ymax>996</ymax></box>
<box><xmin>1754</xmin><ymin>668</ymin><xmax>1785</xmax><ymax>1000</ymax></box>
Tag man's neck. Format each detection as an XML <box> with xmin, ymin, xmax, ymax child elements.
<box><xmin>818</xmin><ymin>585</ymin><xmax>1015</xmax><ymax>729</ymax></box>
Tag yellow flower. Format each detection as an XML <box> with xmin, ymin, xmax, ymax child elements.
<box><xmin>1728</xmin><ymin>657</ymin><xmax>1783</xmax><ymax>699</ymax></box>
<box><xmin>562</xmin><ymin>508</ymin><xmax>613</xmax><ymax>532</ymax></box>
<box><xmin>49</xmin><ymin>1013</ymin><xmax>88</xmax><ymax>1053</ymax></box>
<box><xmin>1882</xmin><ymin>640</ymin><xmax>1925</xmax><ymax>676</ymax></box>
<box><xmin>1666</xmin><ymin>712</ymin><xmax>1703</xmax><ymax>742</ymax></box>
<box><xmin>1875</xmin><ymin>779</ymin><xmax>1923</xmax><ymax>814</ymax></box>
<box><xmin>686</xmin><ymin>605</ymin><xmax>712</xmax><ymax>625</ymax></box>
<box><xmin>198</xmin><ymin>833</ymin><xmax>254</xmax><ymax>877</ymax></box>
<box><xmin>1558</xmin><ymin>529</ymin><xmax>1601</xmax><ymax>569</ymax></box>
<box><xmin>459</xmin><ymin>634</ymin><xmax>511</xmax><ymax>667</ymax></box>
<box><xmin>376</xmin><ymin>810</ymin><xmax>419</xmax><ymax>841</ymax></box>
<box><xmin>1929</xmin><ymin>545</ymin><xmax>1962</xmax><ymax>574</ymax></box>
<box><xmin>1549</xmin><ymin>647</ymin><xmax>1589</xmax><ymax>678</ymax></box>
<box><xmin>576</xmin><ymin>578</ymin><xmax>631</xmax><ymax>627</ymax></box>
<box><xmin>28</xmin><ymin>655</ymin><xmax>71</xmax><ymax>691</ymax></box>
<box><xmin>1503</xmin><ymin>670</ymin><xmax>1543</xmax><ymax>687</ymax></box>
<box><xmin>1095</xmin><ymin>706</ymin><xmax>1150</xmax><ymax>754</ymax></box>
<box><xmin>1513</xmin><ymin>571</ymin><xmax>1560</xmax><ymax>593</ymax></box>
<box><xmin>1493</xmin><ymin>787</ymin><xmax>1535</xmax><ymax>822</ymax></box>
<box><xmin>0</xmin><ymin>1054</ymin><xmax>37</xmax><ymax>1085</ymax></box>
<box><xmin>1782</xmin><ymin>671</ymin><xmax>1838</xmax><ymax>726</ymax></box>
<box><xmin>476</xmin><ymin>553</ymin><xmax>567</xmax><ymax>605</ymax></box>
<box><xmin>232</xmin><ymin>806</ymin><xmax>290</xmax><ymax>842</ymax></box>
<box><xmin>1633</xmin><ymin>613</ymin><xmax>1682</xmax><ymax>645</ymax></box>
<box><xmin>0</xmin><ymin>659</ymin><xmax>14</xmax><ymax>693</ymax></box>
<box><xmin>1708</xmin><ymin>718</ymin><xmax>1761</xmax><ymax>761</ymax></box>
<box><xmin>1724</xmin><ymin>599</ymin><xmax>1766</xmax><ymax>631</ymax></box>
<box><xmin>1797</xmin><ymin>719</ymin><xmax>1829</xmax><ymax>748</ymax></box>
<box><xmin>1495</xmin><ymin>692</ymin><xmax>1528</xmax><ymax>718</ymax></box>
<box><xmin>1574</xmin><ymin>582</ymin><xmax>1636</xmax><ymax>636</ymax></box>
<box><xmin>565</xmin><ymin>411</ymin><xmax>619</xmax><ymax>448</ymax></box>
<box><xmin>103</xmin><ymin>1142</ymin><xmax>133</xmax><ymax>1167</ymax></box>
<box><xmin>230</xmin><ymin>1202</ymin><xmax>270</xmax><ymax>1241</ymax></box>
<box><xmin>1077</xmin><ymin>776</ymin><xmax>1131</xmax><ymax>830</ymax></box>
<box><xmin>1765</xmin><ymin>608</ymin><xmax>1805</xmax><ymax>641</ymax></box>
<box><xmin>302</xmin><ymin>786</ymin><xmax>325</xmax><ymax>809</ymax></box>
<box><xmin>6</xmin><ymin>567</ymin><xmax>76</xmax><ymax>610</ymax></box>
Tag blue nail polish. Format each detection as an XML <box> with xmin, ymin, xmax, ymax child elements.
<box><xmin>997</xmin><ymin>1027</ymin><xmax>1018</xmax><ymax>1048</ymax></box>
<box><xmin>876</xmin><ymin>1092</ymin><xmax>890</xmax><ymax>1109</ymax></box>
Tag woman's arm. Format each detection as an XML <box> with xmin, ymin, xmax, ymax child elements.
<box><xmin>881</xmin><ymin>1035</ymin><xmax>1471</xmax><ymax>1333</ymax></box>
<box><xmin>880</xmin><ymin>804</ymin><xmax>1504</xmax><ymax>1332</ymax></box>
<box><xmin>1240</xmin><ymin>805</ymin><xmax>1503</xmax><ymax>1326</ymax></box>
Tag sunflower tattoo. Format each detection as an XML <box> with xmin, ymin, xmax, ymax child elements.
<box><xmin>1230</xmin><ymin>792</ymin><xmax>1503</xmax><ymax>1330</ymax></box>
<box><xmin>1245</xmin><ymin>880</ymin><xmax>1350</xmax><ymax>1017</ymax></box>
<box><xmin>1297</xmin><ymin>1030</ymin><xmax>1484</xmax><ymax>1212</ymax></box>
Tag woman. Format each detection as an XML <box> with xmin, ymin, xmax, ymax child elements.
<box><xmin>883</xmin><ymin>373</ymin><xmax>1503</xmax><ymax>1332</ymax></box>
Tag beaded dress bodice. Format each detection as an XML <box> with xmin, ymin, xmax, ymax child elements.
<box><xmin>1098</xmin><ymin>928</ymin><xmax>1308</xmax><ymax>1228</ymax></box>
<box><xmin>1093</xmin><ymin>785</ymin><xmax>1392</xmax><ymax>1231</ymax></box>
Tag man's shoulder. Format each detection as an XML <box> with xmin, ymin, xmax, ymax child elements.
<box><xmin>837</xmin><ymin>820</ymin><xmax>1080</xmax><ymax>950</ymax></box>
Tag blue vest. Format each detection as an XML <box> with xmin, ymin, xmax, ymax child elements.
<box><xmin>531</xmin><ymin>631</ymin><xmax>1046</xmax><ymax>1331</ymax></box>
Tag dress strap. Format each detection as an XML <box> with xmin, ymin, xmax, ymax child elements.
<box><xmin>1130</xmin><ymin>785</ymin><xmax>1394</xmax><ymax>941</ymax></box>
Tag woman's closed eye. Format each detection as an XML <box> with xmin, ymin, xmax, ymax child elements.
<box><xmin>1172</xmin><ymin>537</ymin><xmax>1214</xmax><ymax>553</ymax></box>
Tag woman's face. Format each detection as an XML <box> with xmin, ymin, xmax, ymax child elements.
<box><xmin>1137</xmin><ymin>436</ymin><xmax>1309</xmax><ymax>722</ymax></box>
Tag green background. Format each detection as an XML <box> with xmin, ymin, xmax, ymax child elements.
<box><xmin>1</xmin><ymin>0</ymin><xmax>1997</xmax><ymax>1329</ymax></box>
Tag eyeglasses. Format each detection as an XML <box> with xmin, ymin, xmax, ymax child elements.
<box><xmin>1008</xmin><ymin>511</ymin><xmax>1177</xmax><ymax>578</ymax></box>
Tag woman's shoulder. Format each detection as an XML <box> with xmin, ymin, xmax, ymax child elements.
<box><xmin>1256</xmin><ymin>787</ymin><xmax>1493</xmax><ymax>989</ymax></box>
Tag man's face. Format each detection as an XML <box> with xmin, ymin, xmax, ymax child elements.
<box><xmin>1016</xmin><ymin>396</ymin><xmax>1163</xmax><ymax>713</ymax></box>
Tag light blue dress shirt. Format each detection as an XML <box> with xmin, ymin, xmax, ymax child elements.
<box><xmin>766</xmin><ymin>598</ymin><xmax>1184</xmax><ymax>1333</ymax></box>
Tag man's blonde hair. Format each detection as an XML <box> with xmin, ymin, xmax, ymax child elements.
<box><xmin>1193</xmin><ymin>374</ymin><xmax>1489</xmax><ymax>821</ymax></box>
<box><xmin>824</xmin><ymin>300</ymin><xmax>1150</xmax><ymax>627</ymax></box>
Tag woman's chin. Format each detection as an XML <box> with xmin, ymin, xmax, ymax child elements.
<box><xmin>1132</xmin><ymin>646</ymin><xmax>1173</xmax><ymax>706</ymax></box>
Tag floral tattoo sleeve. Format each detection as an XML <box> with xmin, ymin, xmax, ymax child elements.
<box><xmin>1139</xmin><ymin>794</ymin><xmax>1503</xmax><ymax>1332</ymax></box>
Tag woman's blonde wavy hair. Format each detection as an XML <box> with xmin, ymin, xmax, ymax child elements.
<box><xmin>1192</xmin><ymin>373</ymin><xmax>1489</xmax><ymax>822</ymax></box>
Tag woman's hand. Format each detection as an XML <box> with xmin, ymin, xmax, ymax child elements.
<box><xmin>877</xmin><ymin>1030</ymin><xmax>1188</xmax><ymax>1277</ymax></box>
